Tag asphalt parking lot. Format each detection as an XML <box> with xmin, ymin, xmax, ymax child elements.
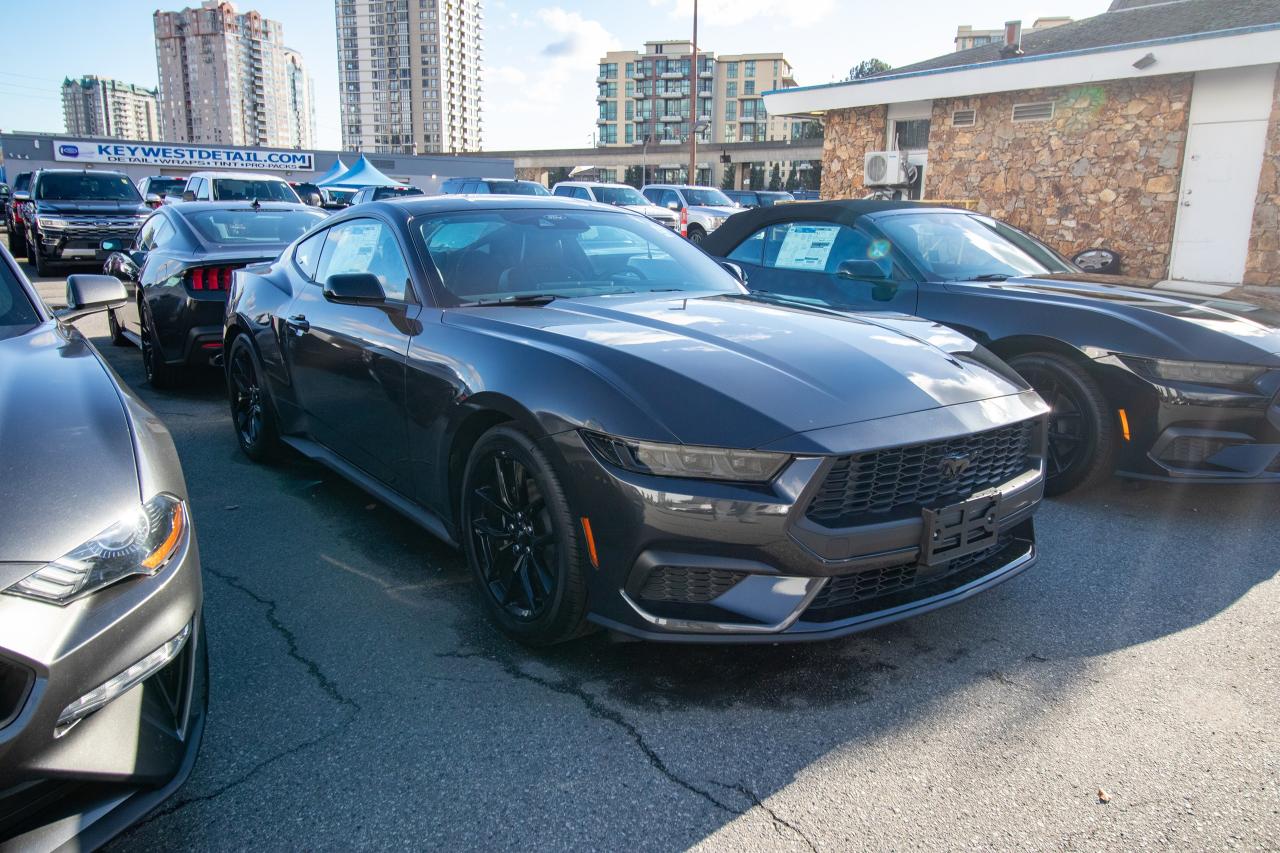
<box><xmin>24</xmin><ymin>265</ymin><xmax>1280</xmax><ymax>850</ymax></box>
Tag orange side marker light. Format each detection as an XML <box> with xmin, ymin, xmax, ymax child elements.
<box><xmin>1118</xmin><ymin>408</ymin><xmax>1131</xmax><ymax>442</ymax></box>
<box><xmin>580</xmin><ymin>517</ymin><xmax>600</xmax><ymax>569</ymax></box>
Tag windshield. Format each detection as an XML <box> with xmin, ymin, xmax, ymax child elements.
<box><xmin>0</xmin><ymin>260</ymin><xmax>39</xmax><ymax>341</ymax></box>
<box><xmin>876</xmin><ymin>213</ymin><xmax>1057</xmax><ymax>280</ymax></box>
<box><xmin>323</xmin><ymin>188</ymin><xmax>356</xmax><ymax>204</ymax></box>
<box><xmin>36</xmin><ymin>173</ymin><xmax>141</xmax><ymax>202</ymax></box>
<box><xmin>149</xmin><ymin>178</ymin><xmax>187</xmax><ymax>196</ymax></box>
<box><xmin>682</xmin><ymin>187</ymin><xmax>733</xmax><ymax>207</ymax></box>
<box><xmin>185</xmin><ymin>208</ymin><xmax>326</xmax><ymax>247</ymax></box>
<box><xmin>211</xmin><ymin>179</ymin><xmax>301</xmax><ymax>203</ymax></box>
<box><xmin>374</xmin><ymin>186</ymin><xmax>425</xmax><ymax>200</ymax></box>
<box><xmin>486</xmin><ymin>181</ymin><xmax>551</xmax><ymax>196</ymax></box>
<box><xmin>594</xmin><ymin>186</ymin><xmax>648</xmax><ymax>206</ymax></box>
<box><xmin>418</xmin><ymin>208</ymin><xmax>743</xmax><ymax>305</ymax></box>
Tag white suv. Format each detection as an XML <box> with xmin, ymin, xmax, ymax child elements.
<box><xmin>551</xmin><ymin>181</ymin><xmax>679</xmax><ymax>231</ymax></box>
<box><xmin>639</xmin><ymin>184</ymin><xmax>740</xmax><ymax>244</ymax></box>
<box><xmin>179</xmin><ymin>171</ymin><xmax>301</xmax><ymax>204</ymax></box>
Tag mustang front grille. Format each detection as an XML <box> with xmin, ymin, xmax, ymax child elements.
<box><xmin>805</xmin><ymin>420</ymin><xmax>1038</xmax><ymax>527</ymax></box>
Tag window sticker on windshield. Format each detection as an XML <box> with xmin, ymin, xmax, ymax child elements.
<box><xmin>774</xmin><ymin>225</ymin><xmax>841</xmax><ymax>271</ymax></box>
<box><xmin>329</xmin><ymin>223</ymin><xmax>381</xmax><ymax>272</ymax></box>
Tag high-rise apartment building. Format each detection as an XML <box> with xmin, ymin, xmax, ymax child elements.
<box><xmin>336</xmin><ymin>0</ymin><xmax>484</xmax><ymax>155</ymax></box>
<box><xmin>61</xmin><ymin>76</ymin><xmax>161</xmax><ymax>141</ymax></box>
<box><xmin>154</xmin><ymin>1</ymin><xmax>315</xmax><ymax>148</ymax></box>
<box><xmin>283</xmin><ymin>48</ymin><xmax>316</xmax><ymax>150</ymax></box>
<box><xmin>597</xmin><ymin>43</ymin><xmax>803</xmax><ymax>149</ymax></box>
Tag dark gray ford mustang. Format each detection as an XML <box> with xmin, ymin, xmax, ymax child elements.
<box><xmin>225</xmin><ymin>196</ymin><xmax>1049</xmax><ymax>645</ymax></box>
<box><xmin>0</xmin><ymin>249</ymin><xmax>205</xmax><ymax>849</ymax></box>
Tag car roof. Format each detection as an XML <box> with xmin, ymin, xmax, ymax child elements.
<box><xmin>187</xmin><ymin>171</ymin><xmax>291</xmax><ymax>180</ymax></box>
<box><xmin>702</xmin><ymin>199</ymin><xmax>955</xmax><ymax>253</ymax></box>
<box><xmin>351</xmin><ymin>195</ymin><xmax>633</xmax><ymax>217</ymax></box>
<box><xmin>34</xmin><ymin>168</ymin><xmax>129</xmax><ymax>176</ymax></box>
<box><xmin>167</xmin><ymin>200</ymin><xmax>318</xmax><ymax>213</ymax></box>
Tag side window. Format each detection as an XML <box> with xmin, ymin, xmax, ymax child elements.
<box><xmin>315</xmin><ymin>219</ymin><xmax>411</xmax><ymax>302</ymax></box>
<box><xmin>135</xmin><ymin>215</ymin><xmax>161</xmax><ymax>251</ymax></box>
<box><xmin>196</xmin><ymin>179</ymin><xmax>211</xmax><ymax>201</ymax></box>
<box><xmin>473</xmin><ymin>182</ymin><xmax>491</xmax><ymax>194</ymax></box>
<box><xmin>660</xmin><ymin>190</ymin><xmax>681</xmax><ymax>209</ymax></box>
<box><xmin>641</xmin><ymin>188</ymin><xmax>660</xmax><ymax>204</ymax></box>
<box><xmin>726</xmin><ymin>228</ymin><xmax>766</xmax><ymax>265</ymax></box>
<box><xmin>150</xmin><ymin>217</ymin><xmax>176</xmax><ymax>249</ymax></box>
<box><xmin>293</xmin><ymin>229</ymin><xmax>327</xmax><ymax>281</ymax></box>
<box><xmin>574</xmin><ymin>187</ymin><xmax>592</xmax><ymax>201</ymax></box>
<box><xmin>552</xmin><ymin>185</ymin><xmax>573</xmax><ymax>197</ymax></box>
<box><xmin>763</xmin><ymin>222</ymin><xmax>895</xmax><ymax>277</ymax></box>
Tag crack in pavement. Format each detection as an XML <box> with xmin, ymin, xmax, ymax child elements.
<box><xmin>711</xmin><ymin>780</ymin><xmax>820</xmax><ymax>852</ymax></box>
<box><xmin>119</xmin><ymin>567</ymin><xmax>362</xmax><ymax>837</ymax></box>
<box><xmin>435</xmin><ymin>650</ymin><xmax>738</xmax><ymax>815</ymax></box>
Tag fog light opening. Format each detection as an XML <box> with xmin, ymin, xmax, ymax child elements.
<box><xmin>1118</xmin><ymin>408</ymin><xmax>1131</xmax><ymax>442</ymax></box>
<box><xmin>580</xmin><ymin>517</ymin><xmax>599</xmax><ymax>569</ymax></box>
<box><xmin>55</xmin><ymin>621</ymin><xmax>192</xmax><ymax>738</ymax></box>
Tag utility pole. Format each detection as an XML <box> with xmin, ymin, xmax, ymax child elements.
<box><xmin>688</xmin><ymin>0</ymin><xmax>698</xmax><ymax>185</ymax></box>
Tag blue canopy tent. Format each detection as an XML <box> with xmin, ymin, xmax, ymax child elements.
<box><xmin>312</xmin><ymin>158</ymin><xmax>349</xmax><ymax>186</ymax></box>
<box><xmin>322</xmin><ymin>155</ymin><xmax>402</xmax><ymax>189</ymax></box>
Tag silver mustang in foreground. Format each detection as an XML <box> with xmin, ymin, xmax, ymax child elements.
<box><xmin>0</xmin><ymin>247</ymin><xmax>205</xmax><ymax>849</ymax></box>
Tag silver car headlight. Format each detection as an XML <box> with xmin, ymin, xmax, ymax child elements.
<box><xmin>36</xmin><ymin>217</ymin><xmax>70</xmax><ymax>229</ymax></box>
<box><xmin>5</xmin><ymin>494</ymin><xmax>188</xmax><ymax>605</ymax></box>
<box><xmin>583</xmin><ymin>431</ymin><xmax>789</xmax><ymax>483</ymax></box>
<box><xmin>1120</xmin><ymin>356</ymin><xmax>1268</xmax><ymax>389</ymax></box>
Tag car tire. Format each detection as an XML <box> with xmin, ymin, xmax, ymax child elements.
<box><xmin>141</xmin><ymin>306</ymin><xmax>184</xmax><ymax>390</ymax></box>
<box><xmin>107</xmin><ymin>309</ymin><xmax>130</xmax><ymax>347</ymax></box>
<box><xmin>30</xmin><ymin>241</ymin><xmax>53</xmax><ymax>278</ymax></box>
<box><xmin>686</xmin><ymin>225</ymin><xmax>707</xmax><ymax>246</ymax></box>
<box><xmin>1007</xmin><ymin>352</ymin><xmax>1115</xmax><ymax>496</ymax></box>
<box><xmin>7</xmin><ymin>227</ymin><xmax>25</xmax><ymax>258</ymax></box>
<box><xmin>227</xmin><ymin>335</ymin><xmax>281</xmax><ymax>463</ymax></box>
<box><xmin>461</xmin><ymin>424</ymin><xmax>591</xmax><ymax>646</ymax></box>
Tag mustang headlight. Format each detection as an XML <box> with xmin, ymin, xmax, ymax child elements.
<box><xmin>583</xmin><ymin>431</ymin><xmax>789</xmax><ymax>483</ymax></box>
<box><xmin>1121</xmin><ymin>356</ymin><xmax>1267</xmax><ymax>389</ymax></box>
<box><xmin>6</xmin><ymin>494</ymin><xmax>187</xmax><ymax>605</ymax></box>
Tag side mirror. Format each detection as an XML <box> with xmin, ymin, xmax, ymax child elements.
<box><xmin>666</xmin><ymin>201</ymin><xmax>680</xmax><ymax>210</ymax></box>
<box><xmin>12</xmin><ymin>191</ymin><xmax>30</xmax><ymax>203</ymax></box>
<box><xmin>323</xmin><ymin>273</ymin><xmax>385</xmax><ymax>305</ymax></box>
<box><xmin>181</xmin><ymin>190</ymin><xmax>196</xmax><ymax>202</ymax></box>
<box><xmin>60</xmin><ymin>274</ymin><xmax>127</xmax><ymax>321</ymax></box>
<box><xmin>836</xmin><ymin>259</ymin><xmax>891</xmax><ymax>281</ymax></box>
<box><xmin>145</xmin><ymin>192</ymin><xmax>162</xmax><ymax>207</ymax></box>
<box><xmin>719</xmin><ymin>261</ymin><xmax>747</xmax><ymax>283</ymax></box>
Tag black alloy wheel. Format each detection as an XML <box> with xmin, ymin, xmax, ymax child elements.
<box><xmin>141</xmin><ymin>308</ymin><xmax>182</xmax><ymax>389</ymax></box>
<box><xmin>1008</xmin><ymin>352</ymin><xmax>1115</xmax><ymax>496</ymax></box>
<box><xmin>461</xmin><ymin>425</ymin><xmax>589</xmax><ymax>645</ymax></box>
<box><xmin>30</xmin><ymin>238</ymin><xmax>52</xmax><ymax>278</ymax></box>
<box><xmin>228</xmin><ymin>336</ymin><xmax>280</xmax><ymax>463</ymax></box>
<box><xmin>686</xmin><ymin>225</ymin><xmax>707</xmax><ymax>246</ymax></box>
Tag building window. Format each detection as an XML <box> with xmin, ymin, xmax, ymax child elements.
<box><xmin>744</xmin><ymin>60</ymin><xmax>755</xmax><ymax>77</ymax></box>
<box><xmin>891</xmin><ymin>118</ymin><xmax>931</xmax><ymax>150</ymax></box>
<box><xmin>725</xmin><ymin>101</ymin><xmax>736</xmax><ymax>121</ymax></box>
<box><xmin>951</xmin><ymin>108</ymin><xmax>976</xmax><ymax>127</ymax></box>
<box><xmin>726</xmin><ymin>62</ymin><xmax>738</xmax><ymax>79</ymax></box>
<box><xmin>726</xmin><ymin>81</ymin><xmax>737</xmax><ymax>98</ymax></box>
<box><xmin>599</xmin><ymin>101</ymin><xmax>616</xmax><ymax>121</ymax></box>
<box><xmin>625</xmin><ymin>124</ymin><xmax>634</xmax><ymax>143</ymax></box>
<box><xmin>598</xmin><ymin>62</ymin><xmax>618</xmax><ymax>80</ymax></box>
<box><xmin>599</xmin><ymin>125</ymin><xmax>617</xmax><ymax>144</ymax></box>
<box><xmin>1012</xmin><ymin>101</ymin><xmax>1055</xmax><ymax>122</ymax></box>
<box><xmin>744</xmin><ymin>80</ymin><xmax>755</xmax><ymax>95</ymax></box>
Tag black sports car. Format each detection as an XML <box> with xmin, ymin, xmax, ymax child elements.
<box><xmin>225</xmin><ymin>196</ymin><xmax>1048</xmax><ymax>645</ymax></box>
<box><xmin>703</xmin><ymin>201</ymin><xmax>1280</xmax><ymax>494</ymax></box>
<box><xmin>103</xmin><ymin>201</ymin><xmax>327</xmax><ymax>387</ymax></box>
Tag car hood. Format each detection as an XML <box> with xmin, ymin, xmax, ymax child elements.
<box><xmin>0</xmin><ymin>324</ymin><xmax>140</xmax><ymax>571</ymax></box>
<box><xmin>624</xmin><ymin>204</ymin><xmax>677</xmax><ymax>220</ymax></box>
<box><xmin>992</xmin><ymin>273</ymin><xmax>1280</xmax><ymax>362</ymax></box>
<box><xmin>445</xmin><ymin>293</ymin><xmax>1035</xmax><ymax>448</ymax></box>
<box><xmin>35</xmin><ymin>200</ymin><xmax>148</xmax><ymax>216</ymax></box>
<box><xmin>689</xmin><ymin>205</ymin><xmax>739</xmax><ymax>218</ymax></box>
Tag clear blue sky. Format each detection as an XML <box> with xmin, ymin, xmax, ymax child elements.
<box><xmin>0</xmin><ymin>0</ymin><xmax>1111</xmax><ymax>151</ymax></box>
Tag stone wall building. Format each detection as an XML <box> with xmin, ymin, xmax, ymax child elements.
<box><xmin>765</xmin><ymin>0</ymin><xmax>1280</xmax><ymax>287</ymax></box>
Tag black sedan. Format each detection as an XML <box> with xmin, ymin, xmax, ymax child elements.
<box><xmin>0</xmin><ymin>248</ymin><xmax>206</xmax><ymax>847</ymax></box>
<box><xmin>104</xmin><ymin>201</ymin><xmax>327</xmax><ymax>387</ymax></box>
<box><xmin>225</xmin><ymin>196</ymin><xmax>1048</xmax><ymax>645</ymax></box>
<box><xmin>703</xmin><ymin>201</ymin><xmax>1280</xmax><ymax>494</ymax></box>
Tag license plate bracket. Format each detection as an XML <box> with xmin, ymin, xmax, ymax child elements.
<box><xmin>920</xmin><ymin>491</ymin><xmax>1001</xmax><ymax>567</ymax></box>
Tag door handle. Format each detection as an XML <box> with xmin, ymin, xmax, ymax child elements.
<box><xmin>286</xmin><ymin>314</ymin><xmax>310</xmax><ymax>335</ymax></box>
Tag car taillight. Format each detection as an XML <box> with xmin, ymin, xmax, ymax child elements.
<box><xmin>680</xmin><ymin>207</ymin><xmax>688</xmax><ymax>238</ymax></box>
<box><xmin>186</xmin><ymin>265</ymin><xmax>239</xmax><ymax>292</ymax></box>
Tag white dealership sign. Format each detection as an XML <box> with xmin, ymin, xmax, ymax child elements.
<box><xmin>52</xmin><ymin>140</ymin><xmax>314</xmax><ymax>172</ymax></box>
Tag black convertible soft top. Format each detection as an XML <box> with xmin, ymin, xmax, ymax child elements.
<box><xmin>703</xmin><ymin>199</ymin><xmax>938</xmax><ymax>256</ymax></box>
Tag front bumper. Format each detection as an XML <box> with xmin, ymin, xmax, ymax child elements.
<box><xmin>1097</xmin><ymin>357</ymin><xmax>1280</xmax><ymax>483</ymax></box>
<box><xmin>0</xmin><ymin>533</ymin><xmax>205</xmax><ymax>849</ymax></box>
<box><xmin>33</xmin><ymin>222</ymin><xmax>142</xmax><ymax>264</ymax></box>
<box><xmin>546</xmin><ymin>410</ymin><xmax>1046</xmax><ymax>643</ymax></box>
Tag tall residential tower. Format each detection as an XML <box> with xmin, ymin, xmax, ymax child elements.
<box><xmin>154</xmin><ymin>1</ymin><xmax>315</xmax><ymax>148</ymax></box>
<box><xmin>61</xmin><ymin>76</ymin><xmax>160</xmax><ymax>141</ymax></box>
<box><xmin>336</xmin><ymin>0</ymin><xmax>484</xmax><ymax>154</ymax></box>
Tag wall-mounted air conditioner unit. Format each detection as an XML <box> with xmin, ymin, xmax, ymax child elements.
<box><xmin>863</xmin><ymin>150</ymin><xmax>909</xmax><ymax>186</ymax></box>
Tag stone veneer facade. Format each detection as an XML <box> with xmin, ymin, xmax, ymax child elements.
<box><xmin>818</xmin><ymin>74</ymin><xmax>1280</xmax><ymax>282</ymax></box>
<box><xmin>1244</xmin><ymin>67</ymin><xmax>1280</xmax><ymax>286</ymax></box>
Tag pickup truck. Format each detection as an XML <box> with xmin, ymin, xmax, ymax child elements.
<box><xmin>24</xmin><ymin>169</ymin><xmax>150</xmax><ymax>276</ymax></box>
